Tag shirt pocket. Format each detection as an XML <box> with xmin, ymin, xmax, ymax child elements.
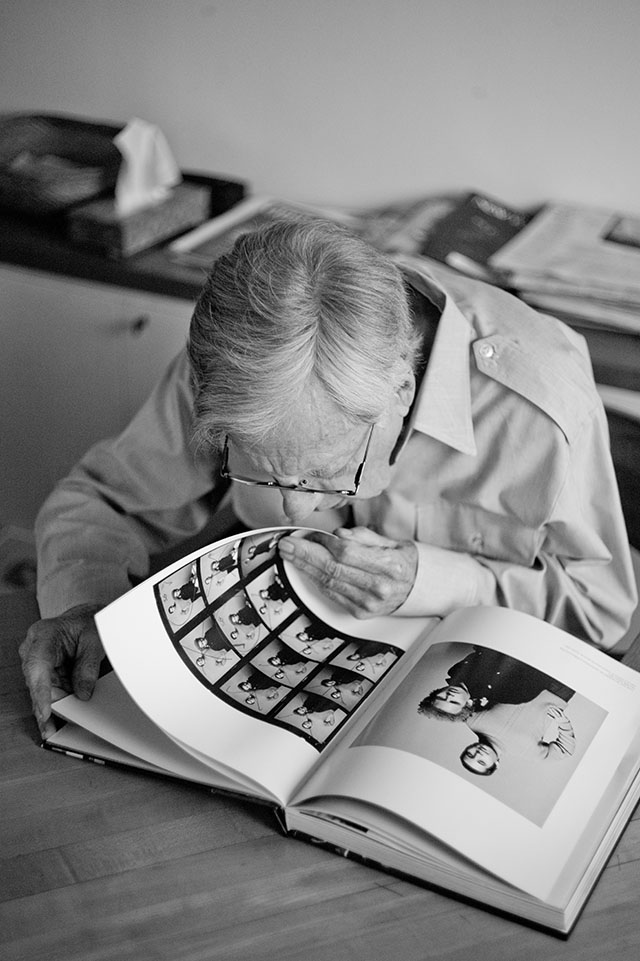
<box><xmin>416</xmin><ymin>500</ymin><xmax>544</xmax><ymax>567</ymax></box>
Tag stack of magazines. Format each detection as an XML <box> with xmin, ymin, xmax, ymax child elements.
<box><xmin>488</xmin><ymin>203</ymin><xmax>640</xmax><ymax>335</ymax></box>
<box><xmin>168</xmin><ymin>193</ymin><xmax>640</xmax><ymax>338</ymax></box>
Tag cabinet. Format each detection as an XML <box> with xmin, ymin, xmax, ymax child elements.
<box><xmin>0</xmin><ymin>265</ymin><xmax>194</xmax><ymax>529</ymax></box>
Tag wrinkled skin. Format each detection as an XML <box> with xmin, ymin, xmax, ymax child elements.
<box><xmin>278</xmin><ymin>526</ymin><xmax>418</xmax><ymax>618</ymax></box>
<box><xmin>19</xmin><ymin>604</ymin><xmax>104</xmax><ymax>738</ymax></box>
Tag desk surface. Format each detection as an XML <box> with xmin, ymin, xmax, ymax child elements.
<box><xmin>3</xmin><ymin>589</ymin><xmax>640</xmax><ymax>961</ymax></box>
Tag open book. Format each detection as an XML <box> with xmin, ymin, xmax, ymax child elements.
<box><xmin>47</xmin><ymin>527</ymin><xmax>640</xmax><ymax>935</ymax></box>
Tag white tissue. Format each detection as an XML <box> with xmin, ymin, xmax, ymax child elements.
<box><xmin>113</xmin><ymin>117</ymin><xmax>182</xmax><ymax>216</ymax></box>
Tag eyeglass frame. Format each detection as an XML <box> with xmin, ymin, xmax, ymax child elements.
<box><xmin>220</xmin><ymin>421</ymin><xmax>376</xmax><ymax>497</ymax></box>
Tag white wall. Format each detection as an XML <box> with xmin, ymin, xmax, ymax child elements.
<box><xmin>1</xmin><ymin>0</ymin><xmax>638</xmax><ymax>212</ymax></box>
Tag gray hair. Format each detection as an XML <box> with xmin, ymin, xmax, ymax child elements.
<box><xmin>188</xmin><ymin>217</ymin><xmax>422</xmax><ymax>450</ymax></box>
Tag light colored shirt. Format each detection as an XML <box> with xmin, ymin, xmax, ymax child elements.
<box><xmin>468</xmin><ymin>695</ymin><xmax>577</xmax><ymax>761</ymax></box>
<box><xmin>35</xmin><ymin>262</ymin><xmax>636</xmax><ymax>649</ymax></box>
<box><xmin>368</xmin><ymin>258</ymin><xmax>637</xmax><ymax>647</ymax></box>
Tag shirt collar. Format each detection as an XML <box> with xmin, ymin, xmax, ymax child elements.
<box><xmin>400</xmin><ymin>260</ymin><xmax>477</xmax><ymax>456</ymax></box>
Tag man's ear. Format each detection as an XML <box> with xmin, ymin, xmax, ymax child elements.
<box><xmin>395</xmin><ymin>369</ymin><xmax>416</xmax><ymax>416</ymax></box>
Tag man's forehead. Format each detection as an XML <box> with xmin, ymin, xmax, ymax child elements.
<box><xmin>237</xmin><ymin>402</ymin><xmax>366</xmax><ymax>473</ymax></box>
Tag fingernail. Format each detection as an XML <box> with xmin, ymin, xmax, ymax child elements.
<box><xmin>278</xmin><ymin>540</ymin><xmax>294</xmax><ymax>556</ymax></box>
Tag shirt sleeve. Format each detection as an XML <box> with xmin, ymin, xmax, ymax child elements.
<box><xmin>398</xmin><ymin>398</ymin><xmax>637</xmax><ymax>650</ymax></box>
<box><xmin>471</xmin><ymin>398</ymin><xmax>637</xmax><ymax>650</ymax></box>
<box><xmin>35</xmin><ymin>350</ymin><xmax>222</xmax><ymax>617</ymax></box>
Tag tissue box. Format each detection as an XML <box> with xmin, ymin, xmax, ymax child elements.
<box><xmin>65</xmin><ymin>181</ymin><xmax>211</xmax><ymax>257</ymax></box>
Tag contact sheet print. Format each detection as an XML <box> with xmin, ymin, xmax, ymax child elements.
<box><xmin>155</xmin><ymin>530</ymin><xmax>402</xmax><ymax>749</ymax></box>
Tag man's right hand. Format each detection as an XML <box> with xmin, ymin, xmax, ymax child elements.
<box><xmin>19</xmin><ymin>604</ymin><xmax>104</xmax><ymax>740</ymax></box>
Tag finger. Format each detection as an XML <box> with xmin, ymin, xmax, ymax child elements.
<box><xmin>280</xmin><ymin>532</ymin><xmax>417</xmax><ymax>615</ymax></box>
<box><xmin>289</xmin><ymin>530</ymin><xmax>340</xmax><ymax>552</ymax></box>
<box><xmin>71</xmin><ymin>622</ymin><xmax>104</xmax><ymax>699</ymax></box>
<box><xmin>19</xmin><ymin>623</ymin><xmax>58</xmax><ymax>738</ymax></box>
<box><xmin>331</xmin><ymin>531</ymin><xmax>417</xmax><ymax>580</ymax></box>
<box><xmin>279</xmin><ymin>534</ymin><xmax>338</xmax><ymax>573</ymax></box>
<box><xmin>285</xmin><ymin>543</ymin><xmax>414</xmax><ymax>616</ymax></box>
<box><xmin>27</xmin><ymin>663</ymin><xmax>57</xmax><ymax>739</ymax></box>
<box><xmin>334</xmin><ymin>526</ymin><xmax>396</xmax><ymax>548</ymax></box>
<box><xmin>280</xmin><ymin>535</ymin><xmax>374</xmax><ymax>610</ymax></box>
<box><xmin>283</xmin><ymin>530</ymin><xmax>393</xmax><ymax>579</ymax></box>
<box><xmin>298</xmin><ymin>573</ymin><xmax>374</xmax><ymax>618</ymax></box>
<box><xmin>294</xmin><ymin>529</ymin><xmax>394</xmax><ymax>564</ymax></box>
<box><xmin>281</xmin><ymin>535</ymin><xmax>373</xmax><ymax>593</ymax></box>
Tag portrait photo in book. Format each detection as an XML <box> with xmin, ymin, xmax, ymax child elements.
<box><xmin>157</xmin><ymin>560</ymin><xmax>206</xmax><ymax>627</ymax></box>
<box><xmin>304</xmin><ymin>665</ymin><xmax>373</xmax><ymax>711</ymax></box>
<box><xmin>180</xmin><ymin>617</ymin><xmax>242</xmax><ymax>683</ymax></box>
<box><xmin>250</xmin><ymin>638</ymin><xmax>314</xmax><ymax>685</ymax></box>
<box><xmin>153</xmin><ymin>529</ymin><xmax>404</xmax><ymax>750</ymax></box>
<box><xmin>355</xmin><ymin>640</ymin><xmax>607</xmax><ymax>826</ymax></box>
<box><xmin>277</xmin><ymin>613</ymin><xmax>346</xmax><ymax>660</ymax></box>
<box><xmin>201</xmin><ymin>541</ymin><xmax>241</xmax><ymax>597</ymax></box>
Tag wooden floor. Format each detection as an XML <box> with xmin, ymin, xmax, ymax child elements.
<box><xmin>3</xmin><ymin>588</ymin><xmax>640</xmax><ymax>961</ymax></box>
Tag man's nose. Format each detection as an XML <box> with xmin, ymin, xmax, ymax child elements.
<box><xmin>280</xmin><ymin>489</ymin><xmax>324</xmax><ymax>524</ymax></box>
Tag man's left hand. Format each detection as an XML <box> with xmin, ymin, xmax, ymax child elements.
<box><xmin>278</xmin><ymin>527</ymin><xmax>418</xmax><ymax>618</ymax></box>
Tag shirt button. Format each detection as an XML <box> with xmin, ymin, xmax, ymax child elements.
<box><xmin>470</xmin><ymin>532</ymin><xmax>484</xmax><ymax>550</ymax></box>
<box><xmin>478</xmin><ymin>342</ymin><xmax>496</xmax><ymax>359</ymax></box>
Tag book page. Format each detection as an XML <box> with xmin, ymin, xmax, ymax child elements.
<box><xmin>50</xmin><ymin>671</ymin><xmax>253</xmax><ymax>795</ymax></box>
<box><xmin>94</xmin><ymin>528</ymin><xmax>432</xmax><ymax>807</ymax></box>
<box><xmin>290</xmin><ymin>605</ymin><xmax>640</xmax><ymax>900</ymax></box>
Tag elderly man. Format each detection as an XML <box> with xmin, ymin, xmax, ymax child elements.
<box><xmin>20</xmin><ymin>218</ymin><xmax>636</xmax><ymax>738</ymax></box>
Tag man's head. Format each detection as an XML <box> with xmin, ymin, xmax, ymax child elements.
<box><xmin>188</xmin><ymin>218</ymin><xmax>422</xmax><ymax>524</ymax></box>
<box><xmin>417</xmin><ymin>685</ymin><xmax>475</xmax><ymax>721</ymax></box>
<box><xmin>460</xmin><ymin>740</ymin><xmax>500</xmax><ymax>776</ymax></box>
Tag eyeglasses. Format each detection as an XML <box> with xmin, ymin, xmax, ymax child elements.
<box><xmin>221</xmin><ymin>422</ymin><xmax>375</xmax><ymax>496</ymax></box>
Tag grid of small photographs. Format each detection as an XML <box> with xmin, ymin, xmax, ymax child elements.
<box><xmin>154</xmin><ymin>530</ymin><xmax>403</xmax><ymax>749</ymax></box>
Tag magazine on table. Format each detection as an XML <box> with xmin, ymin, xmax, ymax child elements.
<box><xmin>418</xmin><ymin>191</ymin><xmax>531</xmax><ymax>283</ymax></box>
<box><xmin>46</xmin><ymin>527</ymin><xmax>640</xmax><ymax>935</ymax></box>
<box><xmin>489</xmin><ymin>202</ymin><xmax>640</xmax><ymax>306</ymax></box>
